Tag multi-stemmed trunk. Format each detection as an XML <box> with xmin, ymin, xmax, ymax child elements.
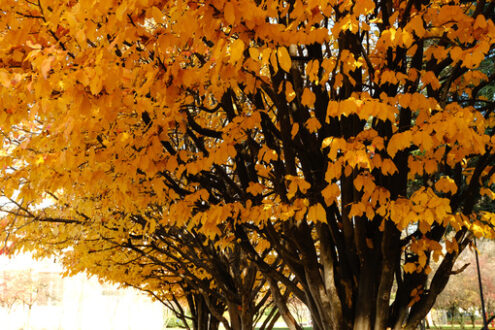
<box><xmin>237</xmin><ymin>215</ymin><xmax>471</xmax><ymax>330</ymax></box>
<box><xmin>186</xmin><ymin>293</ymin><xmax>223</xmax><ymax>330</ymax></box>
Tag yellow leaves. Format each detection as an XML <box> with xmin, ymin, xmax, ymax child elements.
<box><xmin>470</xmin><ymin>221</ymin><xmax>487</xmax><ymax>238</ymax></box>
<box><xmin>326</xmin><ymin>98</ymin><xmax>356</xmax><ymax>120</ymax></box>
<box><xmin>412</xmin><ymin>130</ymin><xmax>434</xmax><ymax>153</ymax></box>
<box><xmin>422</xmin><ymin>71</ymin><xmax>441</xmax><ymax>90</ymax></box>
<box><xmin>149</xmin><ymin>6</ymin><xmax>164</xmax><ymax>24</ymax></box>
<box><xmin>305</xmin><ymin>117</ymin><xmax>321</xmax><ymax>133</ymax></box>
<box><xmin>402</xmin><ymin>239</ymin><xmax>443</xmax><ymax>280</ymax></box>
<box><xmin>291</xmin><ymin>123</ymin><xmax>299</xmax><ymax>138</ymax></box>
<box><xmin>349</xmin><ymin>202</ymin><xmax>367</xmax><ymax>218</ymax></box>
<box><xmin>327</xmin><ymin>97</ymin><xmax>397</xmax><ymax>123</ymax></box>
<box><xmin>249</xmin><ymin>47</ymin><xmax>260</xmax><ymax>61</ymax></box>
<box><xmin>408</xmin><ymin>286</ymin><xmax>424</xmax><ymax>307</ymax></box>
<box><xmin>115</xmin><ymin>3</ymin><xmax>128</xmax><ymax>21</ymax></box>
<box><xmin>352</xmin><ymin>174</ymin><xmax>375</xmax><ymax>198</ymax></box>
<box><xmin>2</xmin><ymin>0</ymin><xmax>495</xmax><ymax>303</ymax></box>
<box><xmin>277</xmin><ymin>47</ymin><xmax>292</xmax><ymax>72</ymax></box>
<box><xmin>387</xmin><ymin>131</ymin><xmax>412</xmax><ymax>158</ymax></box>
<box><xmin>339</xmin><ymin>49</ymin><xmax>361</xmax><ymax>75</ymax></box>
<box><xmin>0</xmin><ymin>70</ymin><xmax>11</xmax><ymax>88</ymax></box>
<box><xmin>246</xmin><ymin>182</ymin><xmax>264</xmax><ymax>196</ymax></box>
<box><xmin>40</xmin><ymin>56</ymin><xmax>54</xmax><ymax>79</ymax></box>
<box><xmin>340</xmin><ymin>97</ymin><xmax>360</xmax><ymax>116</ymax></box>
<box><xmin>90</xmin><ymin>72</ymin><xmax>104</xmax><ymax>95</ymax></box>
<box><xmin>435</xmin><ymin>177</ymin><xmax>457</xmax><ymax>195</ymax></box>
<box><xmin>258</xmin><ymin>145</ymin><xmax>278</xmax><ymax>163</ymax></box>
<box><xmin>289</xmin><ymin>198</ymin><xmax>308</xmax><ymax>223</ymax></box>
<box><xmin>413</xmin><ymin>188</ymin><xmax>451</xmax><ymax>231</ymax></box>
<box><xmin>332</xmin><ymin>14</ymin><xmax>359</xmax><ymax>35</ymax></box>
<box><xmin>320</xmin><ymin>58</ymin><xmax>335</xmax><ymax>83</ymax></box>
<box><xmin>442</xmin><ymin>214</ymin><xmax>462</xmax><ymax>232</ymax></box>
<box><xmin>423</xmin><ymin>209</ymin><xmax>435</xmax><ymax>226</ymax></box>
<box><xmin>224</xmin><ymin>2</ymin><xmax>235</xmax><ymax>25</ymax></box>
<box><xmin>427</xmin><ymin>45</ymin><xmax>448</xmax><ymax>63</ymax></box>
<box><xmin>286</xmin><ymin>175</ymin><xmax>311</xmax><ymax>199</ymax></box>
<box><xmin>381</xmin><ymin>158</ymin><xmax>397</xmax><ymax>176</ymax></box>
<box><xmin>353</xmin><ymin>0</ymin><xmax>375</xmax><ymax>15</ymax></box>
<box><xmin>424</xmin><ymin>159</ymin><xmax>437</xmax><ymax>175</ymax></box>
<box><xmin>371</xmin><ymin>187</ymin><xmax>390</xmax><ymax>211</ymax></box>
<box><xmin>450</xmin><ymin>47</ymin><xmax>463</xmax><ymax>62</ymax></box>
<box><xmin>326</xmin><ymin>137</ymin><xmax>346</xmax><ymax>160</ymax></box>
<box><xmin>474</xmin><ymin>14</ymin><xmax>488</xmax><ymax>30</ymax></box>
<box><xmin>462</xmin><ymin>71</ymin><xmax>488</xmax><ymax>87</ymax></box>
<box><xmin>321</xmin><ymin>183</ymin><xmax>340</xmax><ymax>206</ymax></box>
<box><xmin>301</xmin><ymin>88</ymin><xmax>316</xmax><ymax>107</ymax></box>
<box><xmin>397</xmin><ymin>30</ymin><xmax>414</xmax><ymax>49</ymax></box>
<box><xmin>324</xmin><ymin>161</ymin><xmax>342</xmax><ymax>182</ymax></box>
<box><xmin>480</xmin><ymin>187</ymin><xmax>495</xmax><ymax>200</ymax></box>
<box><xmin>230</xmin><ymin>39</ymin><xmax>245</xmax><ymax>64</ymax></box>
<box><xmin>269</xmin><ymin>50</ymin><xmax>279</xmax><ymax>73</ymax></box>
<box><xmin>255</xmin><ymin>239</ymin><xmax>271</xmax><ymax>253</ymax></box>
<box><xmin>35</xmin><ymin>154</ymin><xmax>45</xmax><ymax>165</ymax></box>
<box><xmin>307</xmin><ymin>203</ymin><xmax>326</xmax><ymax>222</ymax></box>
<box><xmin>326</xmin><ymin>101</ymin><xmax>340</xmax><ymax>120</ymax></box>
<box><xmin>445</xmin><ymin>239</ymin><xmax>459</xmax><ymax>254</ymax></box>
<box><xmin>165</xmin><ymin>156</ymin><xmax>178</xmax><ymax>172</ymax></box>
<box><xmin>306</xmin><ymin>59</ymin><xmax>320</xmax><ymax>83</ymax></box>
<box><xmin>376</xmin><ymin>28</ymin><xmax>396</xmax><ymax>50</ymax></box>
<box><xmin>407</xmin><ymin>15</ymin><xmax>426</xmax><ymax>38</ymax></box>
<box><xmin>285</xmin><ymin>81</ymin><xmax>296</xmax><ymax>102</ymax></box>
<box><xmin>387</xmin><ymin>187</ymin><xmax>453</xmax><ymax>232</ymax></box>
<box><xmin>478</xmin><ymin>212</ymin><xmax>495</xmax><ymax>238</ymax></box>
<box><xmin>333</xmin><ymin>73</ymin><xmax>344</xmax><ymax>89</ymax></box>
<box><xmin>403</xmin><ymin>263</ymin><xmax>416</xmax><ymax>274</ymax></box>
<box><xmin>353</xmin><ymin>174</ymin><xmax>365</xmax><ymax>192</ymax></box>
<box><xmin>462</xmin><ymin>50</ymin><xmax>485</xmax><ymax>69</ymax></box>
<box><xmin>380</xmin><ymin>70</ymin><xmax>398</xmax><ymax>85</ymax></box>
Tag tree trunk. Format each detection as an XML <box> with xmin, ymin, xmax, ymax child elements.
<box><xmin>187</xmin><ymin>293</ymin><xmax>222</xmax><ymax>330</ymax></box>
<box><xmin>267</xmin><ymin>277</ymin><xmax>303</xmax><ymax>330</ymax></box>
<box><xmin>227</xmin><ymin>301</ymin><xmax>255</xmax><ymax>330</ymax></box>
<box><xmin>208</xmin><ymin>317</ymin><xmax>220</xmax><ymax>330</ymax></box>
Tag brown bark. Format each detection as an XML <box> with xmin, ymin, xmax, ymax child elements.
<box><xmin>267</xmin><ymin>277</ymin><xmax>303</xmax><ymax>330</ymax></box>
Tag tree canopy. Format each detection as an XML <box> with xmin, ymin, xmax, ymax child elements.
<box><xmin>0</xmin><ymin>0</ymin><xmax>495</xmax><ymax>329</ymax></box>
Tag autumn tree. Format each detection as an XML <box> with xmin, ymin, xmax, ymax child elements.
<box><xmin>14</xmin><ymin>207</ymin><xmax>282</xmax><ymax>330</ymax></box>
<box><xmin>0</xmin><ymin>269</ymin><xmax>49</xmax><ymax>310</ymax></box>
<box><xmin>1</xmin><ymin>0</ymin><xmax>495</xmax><ymax>329</ymax></box>
<box><xmin>0</xmin><ymin>268</ymin><xmax>58</xmax><ymax>329</ymax></box>
<box><xmin>436</xmin><ymin>240</ymin><xmax>495</xmax><ymax>327</ymax></box>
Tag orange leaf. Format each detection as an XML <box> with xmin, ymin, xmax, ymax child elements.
<box><xmin>277</xmin><ymin>47</ymin><xmax>291</xmax><ymax>72</ymax></box>
<box><xmin>224</xmin><ymin>2</ymin><xmax>235</xmax><ymax>25</ymax></box>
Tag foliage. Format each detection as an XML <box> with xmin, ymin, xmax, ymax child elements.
<box><xmin>0</xmin><ymin>0</ymin><xmax>495</xmax><ymax>329</ymax></box>
<box><xmin>435</xmin><ymin>240</ymin><xmax>495</xmax><ymax>327</ymax></box>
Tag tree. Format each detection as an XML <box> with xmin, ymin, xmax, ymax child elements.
<box><xmin>435</xmin><ymin>240</ymin><xmax>495</xmax><ymax>327</ymax></box>
<box><xmin>434</xmin><ymin>249</ymin><xmax>480</xmax><ymax>327</ymax></box>
<box><xmin>0</xmin><ymin>269</ymin><xmax>59</xmax><ymax>329</ymax></box>
<box><xmin>39</xmin><ymin>213</ymin><xmax>281</xmax><ymax>330</ymax></box>
<box><xmin>1</xmin><ymin>0</ymin><xmax>495</xmax><ymax>330</ymax></box>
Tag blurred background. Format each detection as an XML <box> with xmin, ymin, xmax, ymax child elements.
<box><xmin>0</xmin><ymin>240</ymin><xmax>494</xmax><ymax>330</ymax></box>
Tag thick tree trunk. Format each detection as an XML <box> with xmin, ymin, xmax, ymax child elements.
<box><xmin>187</xmin><ymin>293</ymin><xmax>222</xmax><ymax>330</ymax></box>
<box><xmin>227</xmin><ymin>301</ymin><xmax>255</xmax><ymax>330</ymax></box>
<box><xmin>197</xmin><ymin>295</ymin><xmax>208</xmax><ymax>330</ymax></box>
